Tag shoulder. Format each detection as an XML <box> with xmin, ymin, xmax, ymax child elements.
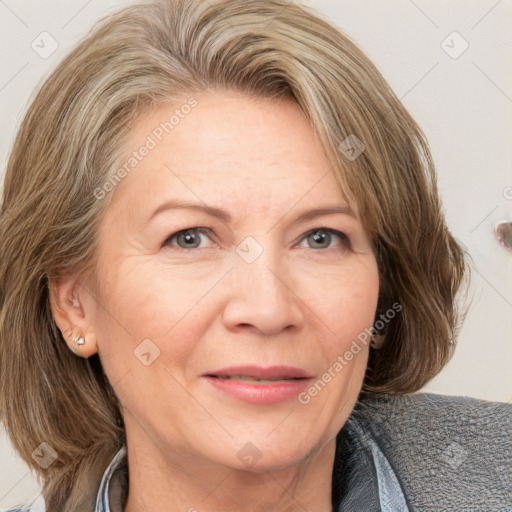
<box><xmin>345</xmin><ymin>392</ymin><xmax>512</xmax><ymax>510</ymax></box>
<box><xmin>350</xmin><ymin>391</ymin><xmax>511</xmax><ymax>469</ymax></box>
<box><xmin>351</xmin><ymin>392</ymin><xmax>511</xmax><ymax>446</ymax></box>
<box><xmin>353</xmin><ymin>391</ymin><xmax>511</xmax><ymax>426</ymax></box>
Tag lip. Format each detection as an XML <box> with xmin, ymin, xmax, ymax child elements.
<box><xmin>206</xmin><ymin>365</ymin><xmax>313</xmax><ymax>380</ymax></box>
<box><xmin>202</xmin><ymin>365</ymin><xmax>314</xmax><ymax>405</ymax></box>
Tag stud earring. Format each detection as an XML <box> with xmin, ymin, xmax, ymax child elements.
<box><xmin>73</xmin><ymin>335</ymin><xmax>86</xmax><ymax>345</ymax></box>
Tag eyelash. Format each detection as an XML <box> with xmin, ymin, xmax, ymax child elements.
<box><xmin>162</xmin><ymin>227</ymin><xmax>351</xmax><ymax>252</ymax></box>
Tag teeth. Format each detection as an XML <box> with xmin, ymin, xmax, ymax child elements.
<box><xmin>216</xmin><ymin>375</ymin><xmax>297</xmax><ymax>383</ymax></box>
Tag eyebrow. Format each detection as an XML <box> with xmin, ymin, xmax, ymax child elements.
<box><xmin>148</xmin><ymin>200</ymin><xmax>356</xmax><ymax>224</ymax></box>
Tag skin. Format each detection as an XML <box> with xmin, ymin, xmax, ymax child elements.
<box><xmin>51</xmin><ymin>90</ymin><xmax>380</xmax><ymax>512</ymax></box>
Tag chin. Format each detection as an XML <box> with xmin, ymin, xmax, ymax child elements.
<box><xmin>221</xmin><ymin>432</ymin><xmax>327</xmax><ymax>474</ymax></box>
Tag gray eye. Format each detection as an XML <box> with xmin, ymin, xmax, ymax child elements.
<box><xmin>176</xmin><ymin>230</ymin><xmax>202</xmax><ymax>248</ymax></box>
<box><xmin>164</xmin><ymin>228</ymin><xmax>210</xmax><ymax>249</ymax></box>
<box><xmin>307</xmin><ymin>229</ymin><xmax>333</xmax><ymax>249</ymax></box>
<box><xmin>304</xmin><ymin>228</ymin><xmax>349</xmax><ymax>250</ymax></box>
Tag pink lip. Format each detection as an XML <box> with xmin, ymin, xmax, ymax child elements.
<box><xmin>206</xmin><ymin>365</ymin><xmax>313</xmax><ymax>380</ymax></box>
<box><xmin>202</xmin><ymin>365</ymin><xmax>314</xmax><ymax>405</ymax></box>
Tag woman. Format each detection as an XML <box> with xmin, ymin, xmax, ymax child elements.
<box><xmin>0</xmin><ymin>0</ymin><xmax>510</xmax><ymax>511</ymax></box>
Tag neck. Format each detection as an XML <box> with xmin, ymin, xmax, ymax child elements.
<box><xmin>123</xmin><ymin>432</ymin><xmax>336</xmax><ymax>512</ymax></box>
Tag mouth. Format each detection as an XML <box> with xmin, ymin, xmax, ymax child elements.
<box><xmin>202</xmin><ymin>365</ymin><xmax>314</xmax><ymax>404</ymax></box>
<box><xmin>205</xmin><ymin>365</ymin><xmax>313</xmax><ymax>381</ymax></box>
<box><xmin>211</xmin><ymin>375</ymin><xmax>306</xmax><ymax>384</ymax></box>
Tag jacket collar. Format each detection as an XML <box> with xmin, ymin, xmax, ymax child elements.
<box><xmin>94</xmin><ymin>445</ymin><xmax>128</xmax><ymax>512</ymax></box>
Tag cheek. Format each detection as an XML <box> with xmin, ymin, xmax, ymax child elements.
<box><xmin>313</xmin><ymin>261</ymin><xmax>379</xmax><ymax>397</ymax></box>
<box><xmin>318</xmin><ymin>258</ymin><xmax>380</xmax><ymax>341</ymax></box>
<box><xmin>102</xmin><ymin>256</ymin><xmax>224</xmax><ymax>338</ymax></box>
<box><xmin>93</xmin><ymin>256</ymin><xmax>173</xmax><ymax>337</ymax></box>
<box><xmin>91</xmin><ymin>257</ymin><xmax>212</xmax><ymax>383</ymax></box>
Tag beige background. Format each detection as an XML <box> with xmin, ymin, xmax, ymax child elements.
<box><xmin>1</xmin><ymin>0</ymin><xmax>511</xmax><ymax>508</ymax></box>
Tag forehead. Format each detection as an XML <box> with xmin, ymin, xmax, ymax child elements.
<box><xmin>106</xmin><ymin>90</ymin><xmax>354</xmax><ymax>222</ymax></box>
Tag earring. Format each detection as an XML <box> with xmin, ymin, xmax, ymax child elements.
<box><xmin>73</xmin><ymin>335</ymin><xmax>86</xmax><ymax>345</ymax></box>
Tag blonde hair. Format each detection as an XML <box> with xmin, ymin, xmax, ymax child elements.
<box><xmin>0</xmin><ymin>0</ymin><xmax>468</xmax><ymax>509</ymax></box>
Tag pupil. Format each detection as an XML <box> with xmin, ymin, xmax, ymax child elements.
<box><xmin>182</xmin><ymin>230</ymin><xmax>198</xmax><ymax>247</ymax></box>
<box><xmin>311</xmin><ymin>230</ymin><xmax>328</xmax><ymax>247</ymax></box>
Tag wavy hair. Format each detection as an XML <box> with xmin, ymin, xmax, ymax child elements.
<box><xmin>0</xmin><ymin>0</ymin><xmax>468</xmax><ymax>509</ymax></box>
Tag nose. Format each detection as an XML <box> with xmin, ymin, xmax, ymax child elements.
<box><xmin>221</xmin><ymin>242</ymin><xmax>304</xmax><ymax>336</ymax></box>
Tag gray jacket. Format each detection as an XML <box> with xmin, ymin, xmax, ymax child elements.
<box><xmin>2</xmin><ymin>392</ymin><xmax>511</xmax><ymax>511</ymax></box>
<box><xmin>335</xmin><ymin>392</ymin><xmax>511</xmax><ymax>511</ymax></box>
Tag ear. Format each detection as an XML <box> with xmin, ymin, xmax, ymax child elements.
<box><xmin>48</xmin><ymin>274</ymin><xmax>98</xmax><ymax>358</ymax></box>
<box><xmin>370</xmin><ymin>334</ymin><xmax>385</xmax><ymax>350</ymax></box>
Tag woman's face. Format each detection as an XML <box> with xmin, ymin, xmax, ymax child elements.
<box><xmin>84</xmin><ymin>90</ymin><xmax>379</xmax><ymax>472</ymax></box>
